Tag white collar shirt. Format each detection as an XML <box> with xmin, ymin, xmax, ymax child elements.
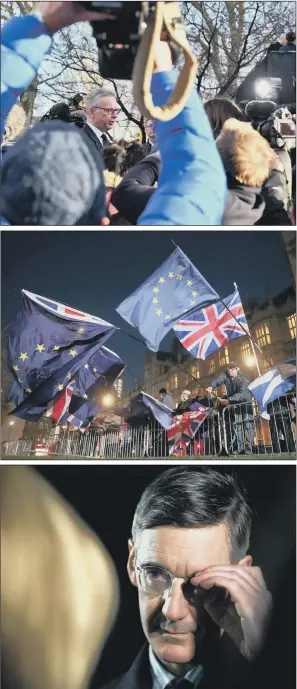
<box><xmin>149</xmin><ymin>646</ymin><xmax>204</xmax><ymax>689</ymax></box>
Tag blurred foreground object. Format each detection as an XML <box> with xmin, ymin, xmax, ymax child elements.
<box><xmin>1</xmin><ymin>467</ymin><xmax>119</xmax><ymax>689</ymax></box>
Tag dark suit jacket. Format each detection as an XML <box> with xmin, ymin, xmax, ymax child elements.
<box><xmin>83</xmin><ymin>124</ymin><xmax>111</xmax><ymax>166</ymax></box>
<box><xmin>98</xmin><ymin>641</ymin><xmax>249</xmax><ymax>689</ymax></box>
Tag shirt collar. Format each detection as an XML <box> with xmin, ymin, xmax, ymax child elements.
<box><xmin>149</xmin><ymin>646</ymin><xmax>204</xmax><ymax>689</ymax></box>
<box><xmin>86</xmin><ymin>120</ymin><xmax>105</xmax><ymax>141</ymax></box>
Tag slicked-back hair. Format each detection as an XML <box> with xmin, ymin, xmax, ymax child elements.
<box><xmin>132</xmin><ymin>467</ymin><xmax>253</xmax><ymax>561</ymax></box>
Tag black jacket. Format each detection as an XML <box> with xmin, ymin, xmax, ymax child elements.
<box><xmin>111</xmin><ymin>153</ymin><xmax>161</xmax><ymax>224</ymax></box>
<box><xmin>222</xmin><ymin>178</ymin><xmax>265</xmax><ymax>225</ymax></box>
<box><xmin>98</xmin><ymin>642</ymin><xmax>249</xmax><ymax>689</ymax></box>
<box><xmin>83</xmin><ymin>124</ymin><xmax>110</xmax><ymax>162</ymax></box>
<box><xmin>255</xmin><ymin>167</ymin><xmax>292</xmax><ymax>226</ymax></box>
<box><xmin>210</xmin><ymin>372</ymin><xmax>252</xmax><ymax>404</ymax></box>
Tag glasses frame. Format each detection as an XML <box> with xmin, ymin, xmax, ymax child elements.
<box><xmin>134</xmin><ymin>558</ymin><xmax>198</xmax><ymax>598</ymax></box>
<box><xmin>93</xmin><ymin>106</ymin><xmax>120</xmax><ymax>116</ymax></box>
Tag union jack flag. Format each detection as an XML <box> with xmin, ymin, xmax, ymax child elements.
<box><xmin>47</xmin><ymin>382</ymin><xmax>74</xmax><ymax>423</ymax></box>
<box><xmin>23</xmin><ymin>290</ymin><xmax>111</xmax><ymax>326</ymax></box>
<box><xmin>168</xmin><ymin>407</ymin><xmax>210</xmax><ymax>456</ymax></box>
<box><xmin>173</xmin><ymin>289</ymin><xmax>248</xmax><ymax>360</ymax></box>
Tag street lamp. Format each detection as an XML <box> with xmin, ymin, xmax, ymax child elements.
<box><xmin>102</xmin><ymin>394</ymin><xmax>114</xmax><ymax>407</ymax></box>
<box><xmin>245</xmin><ymin>355</ymin><xmax>255</xmax><ymax>369</ymax></box>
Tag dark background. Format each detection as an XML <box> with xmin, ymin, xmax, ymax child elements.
<box><xmin>36</xmin><ymin>464</ymin><xmax>296</xmax><ymax>688</ymax></box>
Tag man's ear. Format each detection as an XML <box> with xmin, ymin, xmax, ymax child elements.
<box><xmin>127</xmin><ymin>539</ymin><xmax>138</xmax><ymax>587</ymax></box>
<box><xmin>238</xmin><ymin>554</ymin><xmax>253</xmax><ymax>567</ymax></box>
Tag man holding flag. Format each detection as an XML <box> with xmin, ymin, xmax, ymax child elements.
<box><xmin>207</xmin><ymin>363</ymin><xmax>254</xmax><ymax>455</ymax></box>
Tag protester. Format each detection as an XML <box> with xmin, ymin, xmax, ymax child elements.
<box><xmin>175</xmin><ymin>389</ymin><xmax>192</xmax><ymax>415</ymax></box>
<box><xmin>268</xmin><ymin>31</ymin><xmax>296</xmax><ymax>53</ymax></box>
<box><xmin>206</xmin><ymin>363</ymin><xmax>254</xmax><ymax>455</ymax></box>
<box><xmin>83</xmin><ymin>88</ymin><xmax>119</xmax><ymax>157</ymax></box>
<box><xmin>111</xmin><ymin>152</ymin><xmax>160</xmax><ymax>225</ymax></box>
<box><xmin>205</xmin><ymin>96</ymin><xmax>292</xmax><ymax>226</ymax></box>
<box><xmin>1</xmin><ymin>3</ymin><xmax>227</xmax><ymax>226</ymax></box>
<box><xmin>158</xmin><ymin>387</ymin><xmax>175</xmax><ymax>411</ymax></box>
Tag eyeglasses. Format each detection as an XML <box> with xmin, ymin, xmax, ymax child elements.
<box><xmin>94</xmin><ymin>107</ymin><xmax>120</xmax><ymax>116</ymax></box>
<box><xmin>135</xmin><ymin>559</ymin><xmax>228</xmax><ymax>606</ymax></box>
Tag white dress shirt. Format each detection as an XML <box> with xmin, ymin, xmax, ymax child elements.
<box><xmin>149</xmin><ymin>645</ymin><xmax>204</xmax><ymax>689</ymax></box>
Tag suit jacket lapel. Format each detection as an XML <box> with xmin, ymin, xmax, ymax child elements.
<box><xmin>116</xmin><ymin>644</ymin><xmax>152</xmax><ymax>689</ymax></box>
<box><xmin>84</xmin><ymin>124</ymin><xmax>103</xmax><ymax>153</ymax></box>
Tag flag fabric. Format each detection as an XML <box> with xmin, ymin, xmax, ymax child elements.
<box><xmin>168</xmin><ymin>406</ymin><xmax>210</xmax><ymax>456</ymax></box>
<box><xmin>7</xmin><ymin>290</ymin><xmax>117</xmax><ymax>420</ymax></box>
<box><xmin>248</xmin><ymin>359</ymin><xmax>296</xmax><ymax>415</ymax></box>
<box><xmin>174</xmin><ymin>288</ymin><xmax>248</xmax><ymax>359</ymax></box>
<box><xmin>47</xmin><ymin>382</ymin><xmax>74</xmax><ymax>423</ymax></box>
<box><xmin>141</xmin><ymin>391</ymin><xmax>174</xmax><ymax>430</ymax></box>
<box><xmin>116</xmin><ymin>246</ymin><xmax>219</xmax><ymax>351</ymax></box>
<box><xmin>66</xmin><ymin>346</ymin><xmax>125</xmax><ymax>428</ymax></box>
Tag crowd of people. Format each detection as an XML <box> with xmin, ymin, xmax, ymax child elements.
<box><xmin>1</xmin><ymin>3</ymin><xmax>295</xmax><ymax>226</ymax></box>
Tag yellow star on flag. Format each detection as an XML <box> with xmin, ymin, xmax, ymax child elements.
<box><xmin>77</xmin><ymin>388</ymin><xmax>80</xmax><ymax>393</ymax></box>
<box><xmin>69</xmin><ymin>349</ymin><xmax>77</xmax><ymax>358</ymax></box>
<box><xmin>77</xmin><ymin>327</ymin><xmax>85</xmax><ymax>334</ymax></box>
<box><xmin>36</xmin><ymin>344</ymin><xmax>45</xmax><ymax>353</ymax></box>
<box><xmin>192</xmin><ymin>290</ymin><xmax>198</xmax><ymax>297</ymax></box>
<box><xmin>191</xmin><ymin>300</ymin><xmax>196</xmax><ymax>306</ymax></box>
<box><xmin>84</xmin><ymin>364</ymin><xmax>89</xmax><ymax>369</ymax></box>
<box><xmin>168</xmin><ymin>272</ymin><xmax>174</xmax><ymax>279</ymax></box>
<box><xmin>93</xmin><ymin>367</ymin><xmax>97</xmax><ymax>373</ymax></box>
<box><xmin>153</xmin><ymin>286</ymin><xmax>159</xmax><ymax>293</ymax></box>
<box><xmin>57</xmin><ymin>384</ymin><xmax>63</xmax><ymax>391</ymax></box>
<box><xmin>159</xmin><ymin>277</ymin><xmax>165</xmax><ymax>284</ymax></box>
<box><xmin>18</xmin><ymin>378</ymin><xmax>23</xmax><ymax>383</ymax></box>
<box><xmin>187</xmin><ymin>280</ymin><xmax>193</xmax><ymax>287</ymax></box>
<box><xmin>156</xmin><ymin>308</ymin><xmax>162</xmax><ymax>316</ymax></box>
<box><xmin>177</xmin><ymin>274</ymin><xmax>183</xmax><ymax>280</ymax></box>
<box><xmin>13</xmin><ymin>365</ymin><xmax>20</xmax><ymax>372</ymax></box>
<box><xmin>83</xmin><ymin>394</ymin><xmax>88</xmax><ymax>399</ymax></box>
<box><xmin>67</xmin><ymin>372</ymin><xmax>72</xmax><ymax>380</ymax></box>
<box><xmin>19</xmin><ymin>352</ymin><xmax>28</xmax><ymax>361</ymax></box>
<box><xmin>53</xmin><ymin>345</ymin><xmax>60</xmax><ymax>351</ymax></box>
<box><xmin>152</xmin><ymin>297</ymin><xmax>159</xmax><ymax>305</ymax></box>
<box><xmin>165</xmin><ymin>314</ymin><xmax>171</xmax><ymax>320</ymax></box>
<box><xmin>25</xmin><ymin>388</ymin><xmax>32</xmax><ymax>394</ymax></box>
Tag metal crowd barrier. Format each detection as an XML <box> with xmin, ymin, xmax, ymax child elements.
<box><xmin>2</xmin><ymin>395</ymin><xmax>296</xmax><ymax>459</ymax></box>
<box><xmin>221</xmin><ymin>394</ymin><xmax>296</xmax><ymax>455</ymax></box>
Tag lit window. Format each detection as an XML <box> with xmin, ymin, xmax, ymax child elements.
<box><xmin>241</xmin><ymin>339</ymin><xmax>251</xmax><ymax>361</ymax></box>
<box><xmin>184</xmin><ymin>374</ymin><xmax>189</xmax><ymax>385</ymax></box>
<box><xmin>219</xmin><ymin>346</ymin><xmax>229</xmax><ymax>367</ymax></box>
<box><xmin>166</xmin><ymin>381</ymin><xmax>170</xmax><ymax>392</ymax></box>
<box><xmin>287</xmin><ymin>313</ymin><xmax>296</xmax><ymax>339</ymax></box>
<box><xmin>209</xmin><ymin>358</ymin><xmax>216</xmax><ymax>375</ymax></box>
<box><xmin>263</xmin><ymin>357</ymin><xmax>274</xmax><ymax>372</ymax></box>
<box><xmin>256</xmin><ymin>323</ymin><xmax>271</xmax><ymax>347</ymax></box>
<box><xmin>191</xmin><ymin>364</ymin><xmax>200</xmax><ymax>379</ymax></box>
<box><xmin>170</xmin><ymin>374</ymin><xmax>178</xmax><ymax>390</ymax></box>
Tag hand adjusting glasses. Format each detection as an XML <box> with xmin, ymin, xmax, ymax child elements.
<box><xmin>134</xmin><ymin>559</ymin><xmax>227</xmax><ymax>606</ymax></box>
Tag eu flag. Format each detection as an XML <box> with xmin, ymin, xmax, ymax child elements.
<box><xmin>116</xmin><ymin>246</ymin><xmax>219</xmax><ymax>351</ymax></box>
<box><xmin>7</xmin><ymin>290</ymin><xmax>117</xmax><ymax>420</ymax></box>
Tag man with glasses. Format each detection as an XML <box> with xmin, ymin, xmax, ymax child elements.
<box><xmin>100</xmin><ymin>467</ymin><xmax>272</xmax><ymax>689</ymax></box>
<box><xmin>84</xmin><ymin>88</ymin><xmax>120</xmax><ymax>157</ymax></box>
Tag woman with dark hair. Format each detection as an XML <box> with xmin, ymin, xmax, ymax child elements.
<box><xmin>204</xmin><ymin>97</ymin><xmax>249</xmax><ymax>139</ymax></box>
<box><xmin>204</xmin><ymin>96</ymin><xmax>291</xmax><ymax>226</ymax></box>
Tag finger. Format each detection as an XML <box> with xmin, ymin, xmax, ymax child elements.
<box><xmin>191</xmin><ymin>566</ymin><xmax>262</xmax><ymax>592</ymax></box>
<box><xmin>192</xmin><ymin>573</ymin><xmax>260</xmax><ymax>604</ymax></box>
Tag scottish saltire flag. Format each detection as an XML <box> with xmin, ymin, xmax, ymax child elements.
<box><xmin>140</xmin><ymin>392</ymin><xmax>174</xmax><ymax>430</ymax></box>
<box><xmin>116</xmin><ymin>246</ymin><xmax>219</xmax><ymax>351</ymax></box>
<box><xmin>174</xmin><ymin>288</ymin><xmax>248</xmax><ymax>360</ymax></box>
<box><xmin>47</xmin><ymin>382</ymin><xmax>74</xmax><ymax>423</ymax></box>
<box><xmin>7</xmin><ymin>290</ymin><xmax>117</xmax><ymax>420</ymax></box>
<box><xmin>168</xmin><ymin>407</ymin><xmax>210</xmax><ymax>456</ymax></box>
<box><xmin>248</xmin><ymin>359</ymin><xmax>296</xmax><ymax>415</ymax></box>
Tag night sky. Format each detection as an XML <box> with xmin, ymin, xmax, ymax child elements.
<box><xmin>1</xmin><ymin>230</ymin><xmax>292</xmax><ymax>389</ymax></box>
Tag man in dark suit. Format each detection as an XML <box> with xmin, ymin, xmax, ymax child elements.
<box><xmin>99</xmin><ymin>467</ymin><xmax>272</xmax><ymax>689</ymax></box>
<box><xmin>141</xmin><ymin>118</ymin><xmax>157</xmax><ymax>155</ymax></box>
<box><xmin>84</xmin><ymin>87</ymin><xmax>120</xmax><ymax>157</ymax></box>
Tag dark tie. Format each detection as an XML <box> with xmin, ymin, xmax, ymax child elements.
<box><xmin>166</xmin><ymin>679</ymin><xmax>193</xmax><ymax>689</ymax></box>
<box><xmin>101</xmin><ymin>133</ymin><xmax>109</xmax><ymax>147</ymax></box>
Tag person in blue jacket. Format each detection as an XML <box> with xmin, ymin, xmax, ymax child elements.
<box><xmin>1</xmin><ymin>2</ymin><xmax>226</xmax><ymax>226</ymax></box>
